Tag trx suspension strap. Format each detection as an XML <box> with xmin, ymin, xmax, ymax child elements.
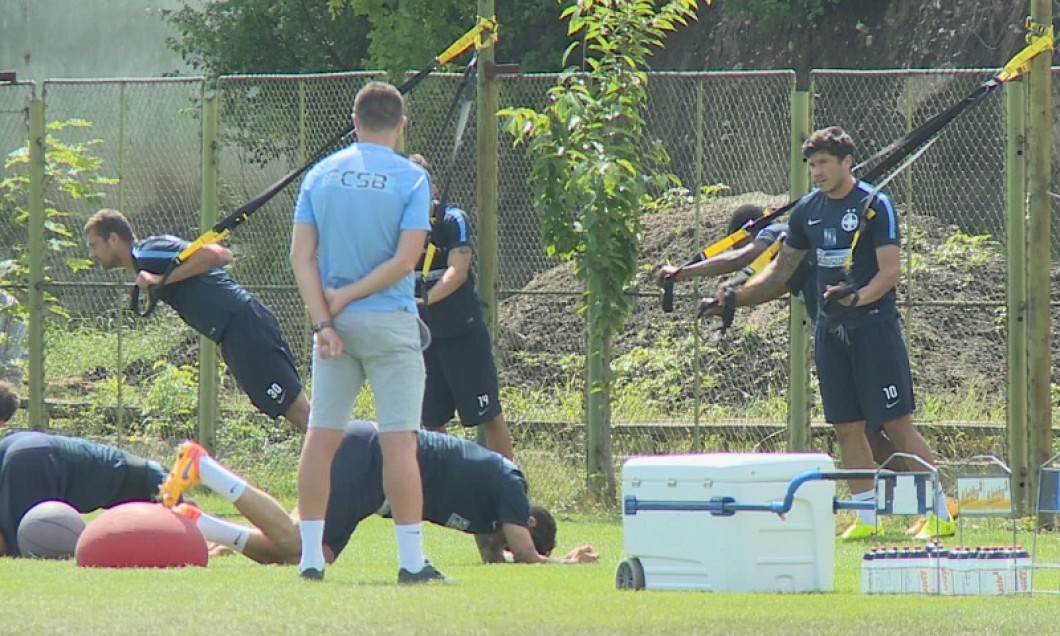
<box><xmin>662</xmin><ymin>21</ymin><xmax>1056</xmax><ymax>315</ymax></box>
<box><xmin>697</xmin><ymin>234</ymin><xmax>785</xmax><ymax>332</ymax></box>
<box><xmin>824</xmin><ymin>19</ymin><xmax>1055</xmax><ymax>314</ymax></box>
<box><xmin>420</xmin><ymin>54</ymin><xmax>480</xmax><ymax>284</ymax></box>
<box><xmin>132</xmin><ymin>16</ymin><xmax>499</xmax><ymax>317</ymax></box>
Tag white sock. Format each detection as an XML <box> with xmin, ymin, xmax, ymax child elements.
<box><xmin>299</xmin><ymin>519</ymin><xmax>325</xmax><ymax>572</ymax></box>
<box><xmin>395</xmin><ymin>523</ymin><xmax>425</xmax><ymax>573</ymax></box>
<box><xmin>198</xmin><ymin>456</ymin><xmax>247</xmax><ymax>503</ymax></box>
<box><xmin>852</xmin><ymin>490</ymin><xmax>877</xmax><ymax>526</ymax></box>
<box><xmin>196</xmin><ymin>513</ymin><xmax>251</xmax><ymax>553</ymax></box>
<box><xmin>935</xmin><ymin>484</ymin><xmax>951</xmax><ymax>522</ymax></box>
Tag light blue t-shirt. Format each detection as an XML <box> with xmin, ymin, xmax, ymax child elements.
<box><xmin>294</xmin><ymin>142</ymin><xmax>432</xmax><ymax>313</ymax></box>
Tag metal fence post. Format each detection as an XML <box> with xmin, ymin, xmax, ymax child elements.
<box><xmin>691</xmin><ymin>80</ymin><xmax>705</xmax><ymax>453</ymax></box>
<box><xmin>1026</xmin><ymin>0</ymin><xmax>1052</xmax><ymax>515</ymax></box>
<box><xmin>787</xmin><ymin>89</ymin><xmax>811</xmax><ymax>451</ymax></box>
<box><xmin>1005</xmin><ymin>77</ymin><xmax>1028</xmax><ymax>514</ymax></box>
<box><xmin>27</xmin><ymin>98</ymin><xmax>45</xmax><ymax>430</ymax></box>
<box><xmin>198</xmin><ymin>94</ymin><xmax>219</xmax><ymax>451</ymax></box>
<box><xmin>477</xmin><ymin>0</ymin><xmax>499</xmax><ymax>451</ymax></box>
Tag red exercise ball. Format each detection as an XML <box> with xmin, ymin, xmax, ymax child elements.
<box><xmin>76</xmin><ymin>502</ymin><xmax>207</xmax><ymax>568</ymax></box>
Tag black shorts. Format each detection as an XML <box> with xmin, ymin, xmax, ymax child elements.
<box><xmin>815</xmin><ymin>316</ymin><xmax>916</xmax><ymax>432</ymax></box>
<box><xmin>422</xmin><ymin>320</ymin><xmax>502</xmax><ymax>429</ymax></box>
<box><xmin>221</xmin><ymin>300</ymin><xmax>303</xmax><ymax>419</ymax></box>
<box><xmin>322</xmin><ymin>427</ymin><xmax>385</xmax><ymax>558</ymax></box>
<box><xmin>115</xmin><ymin>456</ymin><xmax>166</xmax><ymax>503</ymax></box>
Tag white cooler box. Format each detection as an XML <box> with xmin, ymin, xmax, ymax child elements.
<box><xmin>618</xmin><ymin>452</ymin><xmax>836</xmax><ymax>593</ymax></box>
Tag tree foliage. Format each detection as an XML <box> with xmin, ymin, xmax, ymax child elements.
<box><xmin>328</xmin><ymin>0</ymin><xmax>571</xmax><ymax>76</ymax></box>
<box><xmin>0</xmin><ymin>120</ymin><xmax>116</xmax><ymax>319</ymax></box>
<box><xmin>163</xmin><ymin>0</ymin><xmax>572</xmax><ymax>79</ymax></box>
<box><xmin>499</xmin><ymin>0</ymin><xmax>702</xmax><ymax>498</ymax></box>
<box><xmin>162</xmin><ymin>0</ymin><xmax>372</xmax><ymax>76</ymax></box>
<box><xmin>500</xmin><ymin>0</ymin><xmax>699</xmax><ymax>335</ymax></box>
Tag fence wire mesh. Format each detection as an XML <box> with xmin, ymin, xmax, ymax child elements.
<box><xmin>0</xmin><ymin>81</ymin><xmax>34</xmax><ymax>427</ymax></box>
<box><xmin>0</xmin><ymin>68</ymin><xmax>1044</xmax><ymax>510</ymax></box>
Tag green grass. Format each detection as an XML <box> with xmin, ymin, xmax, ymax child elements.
<box><xmin>3</xmin><ymin>513</ymin><xmax>1060</xmax><ymax>635</ymax></box>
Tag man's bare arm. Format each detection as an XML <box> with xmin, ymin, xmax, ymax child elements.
<box><xmin>727</xmin><ymin>243</ymin><xmax>805</xmax><ymax>306</ymax></box>
<box><xmin>502</xmin><ymin>523</ymin><xmax>598</xmax><ymax>565</ymax></box>
<box><xmin>426</xmin><ymin>246</ymin><xmax>471</xmax><ymax>305</ymax></box>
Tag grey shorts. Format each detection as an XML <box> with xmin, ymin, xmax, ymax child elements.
<box><xmin>308</xmin><ymin>311</ymin><xmax>427</xmax><ymax>433</ymax></box>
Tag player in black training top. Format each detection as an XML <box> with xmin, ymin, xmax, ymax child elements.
<box><xmin>85</xmin><ymin>208</ymin><xmax>309</xmax><ymax>432</ymax></box>
<box><xmin>408</xmin><ymin>155</ymin><xmax>513</xmax><ymax>460</ymax></box>
<box><xmin>166</xmin><ymin>420</ymin><xmax>598</xmax><ymax>566</ymax></box>
<box><xmin>723</xmin><ymin>126</ymin><xmax>955</xmax><ymax>541</ymax></box>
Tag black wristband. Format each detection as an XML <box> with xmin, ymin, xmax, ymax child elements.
<box><xmin>311</xmin><ymin>320</ymin><xmax>334</xmax><ymax>334</ymax></box>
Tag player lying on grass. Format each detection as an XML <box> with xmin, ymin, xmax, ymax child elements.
<box><xmin>162</xmin><ymin>419</ymin><xmax>598</xmax><ymax>566</ymax></box>
<box><xmin>0</xmin><ymin>382</ymin><xmax>166</xmax><ymax>556</ymax></box>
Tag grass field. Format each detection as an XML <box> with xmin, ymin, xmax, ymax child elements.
<box><xmin>2</xmin><ymin>504</ymin><xmax>1060</xmax><ymax>636</ymax></box>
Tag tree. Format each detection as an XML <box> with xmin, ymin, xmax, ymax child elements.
<box><xmin>500</xmin><ymin>0</ymin><xmax>702</xmax><ymax>500</ymax></box>
<box><xmin>162</xmin><ymin>0</ymin><xmax>573</xmax><ymax>79</ymax></box>
<box><xmin>328</xmin><ymin>0</ymin><xmax>571</xmax><ymax>76</ymax></box>
<box><xmin>162</xmin><ymin>0</ymin><xmax>372</xmax><ymax>76</ymax></box>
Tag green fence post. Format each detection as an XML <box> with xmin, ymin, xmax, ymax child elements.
<box><xmin>1026</xmin><ymin>0</ymin><xmax>1052</xmax><ymax>516</ymax></box>
<box><xmin>477</xmin><ymin>0</ymin><xmax>498</xmax><ymax>451</ymax></box>
<box><xmin>116</xmin><ymin>82</ymin><xmax>127</xmax><ymax>437</ymax></box>
<box><xmin>1005</xmin><ymin>78</ymin><xmax>1028</xmax><ymax>514</ymax></box>
<box><xmin>27</xmin><ymin>98</ymin><xmax>45</xmax><ymax>430</ymax></box>
<box><xmin>197</xmin><ymin>94</ymin><xmax>220</xmax><ymax>452</ymax></box>
<box><xmin>691</xmin><ymin>79</ymin><xmax>705</xmax><ymax>453</ymax></box>
<box><xmin>787</xmin><ymin>88</ymin><xmax>811</xmax><ymax>451</ymax></box>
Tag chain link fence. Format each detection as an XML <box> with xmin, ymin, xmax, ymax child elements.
<box><xmin>0</xmin><ymin>69</ymin><xmax>1046</xmax><ymax>511</ymax></box>
<box><xmin>0</xmin><ymin>81</ymin><xmax>34</xmax><ymax>424</ymax></box>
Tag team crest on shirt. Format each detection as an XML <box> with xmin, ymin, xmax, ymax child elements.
<box><xmin>841</xmin><ymin>210</ymin><xmax>859</xmax><ymax>232</ymax></box>
<box><xmin>446</xmin><ymin>513</ymin><xmax>471</xmax><ymax>531</ymax></box>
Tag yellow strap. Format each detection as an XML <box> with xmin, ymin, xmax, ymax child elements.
<box><xmin>701</xmin><ymin>229</ymin><xmax>750</xmax><ymax>259</ymax></box>
<box><xmin>744</xmin><ymin>238</ymin><xmax>783</xmax><ymax>280</ymax></box>
<box><xmin>421</xmin><ymin>242</ymin><xmax>437</xmax><ymax>278</ymax></box>
<box><xmin>175</xmin><ymin>229</ymin><xmax>229</xmax><ymax>263</ymax></box>
<box><xmin>997</xmin><ymin>23</ymin><xmax>1054</xmax><ymax>82</ymax></box>
<box><xmin>697</xmin><ymin>206</ymin><xmax>786</xmax><ymax>260</ymax></box>
<box><xmin>843</xmin><ymin>208</ymin><xmax>876</xmax><ymax>270</ymax></box>
<box><xmin>436</xmin><ymin>16</ymin><xmax>498</xmax><ymax>67</ymax></box>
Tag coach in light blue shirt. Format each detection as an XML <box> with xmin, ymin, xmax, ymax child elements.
<box><xmin>290</xmin><ymin>81</ymin><xmax>443</xmax><ymax>584</ymax></box>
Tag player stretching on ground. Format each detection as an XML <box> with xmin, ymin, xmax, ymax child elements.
<box><xmin>162</xmin><ymin>420</ymin><xmax>598</xmax><ymax>566</ymax></box>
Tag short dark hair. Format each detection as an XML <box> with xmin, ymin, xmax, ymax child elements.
<box><xmin>0</xmin><ymin>380</ymin><xmax>19</xmax><ymax>422</ymax></box>
<box><xmin>802</xmin><ymin>126</ymin><xmax>856</xmax><ymax>161</ymax></box>
<box><xmin>726</xmin><ymin>204</ymin><xmax>765</xmax><ymax>235</ymax></box>
<box><xmin>353</xmin><ymin>82</ymin><xmax>405</xmax><ymax>133</ymax></box>
<box><xmin>84</xmin><ymin>208</ymin><xmax>136</xmax><ymax>243</ymax></box>
<box><xmin>528</xmin><ymin>505</ymin><xmax>556</xmax><ymax>556</ymax></box>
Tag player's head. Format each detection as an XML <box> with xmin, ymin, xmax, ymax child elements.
<box><xmin>726</xmin><ymin>204</ymin><xmax>765</xmax><ymax>236</ymax></box>
<box><xmin>802</xmin><ymin>126</ymin><xmax>856</xmax><ymax>162</ymax></box>
<box><xmin>352</xmin><ymin>82</ymin><xmax>406</xmax><ymax>134</ymax></box>
<box><xmin>408</xmin><ymin>153</ymin><xmax>439</xmax><ymax>198</ymax></box>
<box><xmin>802</xmin><ymin>127</ymin><xmax>856</xmax><ymax>196</ymax></box>
<box><xmin>84</xmin><ymin>209</ymin><xmax>136</xmax><ymax>269</ymax></box>
<box><xmin>0</xmin><ymin>379</ymin><xmax>19</xmax><ymax>425</ymax></box>
<box><xmin>528</xmin><ymin>505</ymin><xmax>557</xmax><ymax>556</ymax></box>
